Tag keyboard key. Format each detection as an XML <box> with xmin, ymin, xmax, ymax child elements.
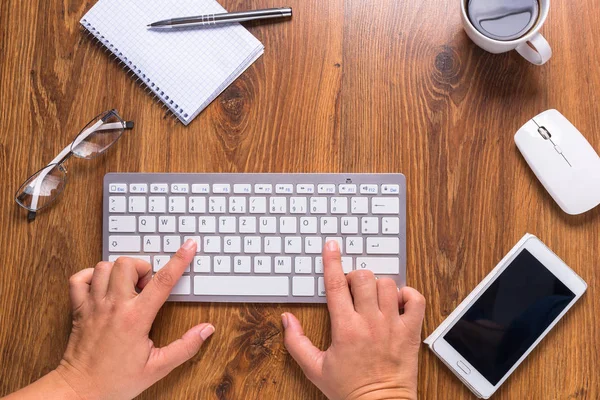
<box><xmin>194</xmin><ymin>256</ymin><xmax>210</xmax><ymax>273</ymax></box>
<box><xmin>264</xmin><ymin>237</ymin><xmax>282</xmax><ymax>253</ymax></box>
<box><xmin>150</xmin><ymin>184</ymin><xmax>168</xmax><ymax>193</ymax></box>
<box><xmin>178</xmin><ymin>216</ymin><xmax>196</xmax><ymax>233</ymax></box>
<box><xmin>109</xmin><ymin>184</ymin><xmax>127</xmax><ymax>193</ymax></box>
<box><xmin>233</xmin><ymin>184</ymin><xmax>251</xmax><ymax>194</ymax></box>
<box><xmin>284</xmin><ymin>237</ymin><xmax>302</xmax><ymax>254</ymax></box>
<box><xmin>169</xmin><ymin>197</ymin><xmax>186</xmax><ymax>213</ymax></box>
<box><xmin>325</xmin><ymin>237</ymin><xmax>343</xmax><ymax>253</ymax></box>
<box><xmin>315</xmin><ymin>257</ymin><xmax>324</xmax><ymax>273</ymax></box>
<box><xmin>163</xmin><ymin>235</ymin><xmax>181</xmax><ymax>252</ymax></box>
<box><xmin>351</xmin><ymin>197</ymin><xmax>369</xmax><ymax>214</ymax></box>
<box><xmin>234</xmin><ymin>256</ymin><xmax>251</xmax><ymax>273</ymax></box>
<box><xmin>199</xmin><ymin>217</ymin><xmax>216</xmax><ymax>233</ymax></box>
<box><xmin>259</xmin><ymin>217</ymin><xmax>277</xmax><ymax>234</ymax></box>
<box><xmin>295</xmin><ymin>257</ymin><xmax>312</xmax><ymax>274</ymax></box>
<box><xmin>109</xmin><ymin>196</ymin><xmax>126</xmax><ymax>213</ymax></box>
<box><xmin>108</xmin><ymin>216</ymin><xmax>136</xmax><ymax>233</ymax></box>
<box><xmin>356</xmin><ymin>257</ymin><xmax>400</xmax><ymax>274</ymax></box>
<box><xmin>290</xmin><ymin>197</ymin><xmax>307</xmax><ymax>214</ymax></box>
<box><xmin>149</xmin><ymin>196</ymin><xmax>166</xmax><ymax>213</ymax></box>
<box><xmin>381</xmin><ymin>184</ymin><xmax>400</xmax><ymax>194</ymax></box>
<box><xmin>219</xmin><ymin>217</ymin><xmax>236</xmax><ymax>233</ymax></box>
<box><xmin>129</xmin><ymin>196</ymin><xmax>146</xmax><ymax>213</ymax></box>
<box><xmin>204</xmin><ymin>236</ymin><xmax>221</xmax><ymax>253</ymax></box>
<box><xmin>293</xmin><ymin>277</ymin><xmax>315</xmax><ymax>296</ymax></box>
<box><xmin>372</xmin><ymin>197</ymin><xmax>400</xmax><ymax>214</ymax></box>
<box><xmin>254</xmin><ymin>257</ymin><xmax>272</xmax><ymax>273</ymax></box>
<box><xmin>341</xmin><ymin>257</ymin><xmax>353</xmax><ymax>273</ymax></box>
<box><xmin>366</xmin><ymin>237</ymin><xmax>400</xmax><ymax>254</ymax></box>
<box><xmin>108</xmin><ymin>255</ymin><xmax>151</xmax><ymax>263</ymax></box>
<box><xmin>183</xmin><ymin>236</ymin><xmax>201</xmax><ymax>252</ymax></box>
<box><xmin>170</xmin><ymin>276</ymin><xmax>191</xmax><ymax>295</ymax></box>
<box><xmin>249</xmin><ymin>197</ymin><xmax>267</xmax><ymax>214</ymax></box>
<box><xmin>331</xmin><ymin>197</ymin><xmax>348</xmax><ymax>214</ymax></box>
<box><xmin>171</xmin><ymin>184</ymin><xmax>189</xmax><ymax>194</ymax></box>
<box><xmin>318</xmin><ymin>277</ymin><xmax>326</xmax><ymax>296</ymax></box>
<box><xmin>346</xmin><ymin>237</ymin><xmax>363</xmax><ymax>254</ymax></box>
<box><xmin>254</xmin><ymin>184</ymin><xmax>273</xmax><ymax>194</ymax></box>
<box><xmin>239</xmin><ymin>216</ymin><xmax>257</xmax><ymax>233</ymax></box>
<box><xmin>320</xmin><ymin>217</ymin><xmax>338</xmax><ymax>234</ymax></box>
<box><xmin>130</xmin><ymin>184</ymin><xmax>148</xmax><ymax>193</ymax></box>
<box><xmin>194</xmin><ymin>276</ymin><xmax>289</xmax><ymax>296</ymax></box>
<box><xmin>360</xmin><ymin>184</ymin><xmax>378</xmax><ymax>194</ymax></box>
<box><xmin>224</xmin><ymin>236</ymin><xmax>241</xmax><ymax>253</ymax></box>
<box><xmin>382</xmin><ymin>217</ymin><xmax>400</xmax><ymax>234</ymax></box>
<box><xmin>108</xmin><ymin>235</ymin><xmax>141</xmax><ymax>252</ymax></box>
<box><xmin>229</xmin><ymin>197</ymin><xmax>246</xmax><ymax>214</ymax></box>
<box><xmin>209</xmin><ymin>197</ymin><xmax>226</xmax><ymax>213</ymax></box>
<box><xmin>275</xmin><ymin>257</ymin><xmax>292</xmax><ymax>273</ymax></box>
<box><xmin>310</xmin><ymin>197</ymin><xmax>327</xmax><ymax>214</ymax></box>
<box><xmin>270</xmin><ymin>197</ymin><xmax>287</xmax><ymax>214</ymax></box>
<box><xmin>280</xmin><ymin>217</ymin><xmax>297</xmax><ymax>234</ymax></box>
<box><xmin>300</xmin><ymin>217</ymin><xmax>318</xmax><ymax>234</ymax></box>
<box><xmin>153</xmin><ymin>255</ymin><xmax>171</xmax><ymax>272</ymax></box>
<box><xmin>139</xmin><ymin>216</ymin><xmax>156</xmax><ymax>233</ymax></box>
<box><xmin>276</xmin><ymin>184</ymin><xmax>293</xmax><ymax>194</ymax></box>
<box><xmin>244</xmin><ymin>237</ymin><xmax>262</xmax><ymax>253</ymax></box>
<box><xmin>318</xmin><ymin>184</ymin><xmax>336</xmax><ymax>194</ymax></box>
<box><xmin>339</xmin><ymin>184</ymin><xmax>357</xmax><ymax>194</ymax></box>
<box><xmin>361</xmin><ymin>217</ymin><xmax>379</xmax><ymax>234</ymax></box>
<box><xmin>296</xmin><ymin>184</ymin><xmax>315</xmax><ymax>194</ymax></box>
<box><xmin>214</xmin><ymin>256</ymin><xmax>231</xmax><ymax>273</ymax></box>
<box><xmin>188</xmin><ymin>197</ymin><xmax>206</xmax><ymax>213</ymax></box>
<box><xmin>341</xmin><ymin>217</ymin><xmax>359</xmax><ymax>234</ymax></box>
<box><xmin>192</xmin><ymin>184</ymin><xmax>210</xmax><ymax>194</ymax></box>
<box><xmin>158</xmin><ymin>216</ymin><xmax>176</xmax><ymax>233</ymax></box>
<box><xmin>213</xmin><ymin>184</ymin><xmax>231</xmax><ymax>194</ymax></box>
<box><xmin>305</xmin><ymin>237</ymin><xmax>323</xmax><ymax>254</ymax></box>
<box><xmin>143</xmin><ymin>236</ymin><xmax>161</xmax><ymax>252</ymax></box>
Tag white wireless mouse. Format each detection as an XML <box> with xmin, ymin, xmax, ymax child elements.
<box><xmin>515</xmin><ymin>109</ymin><xmax>600</xmax><ymax>215</ymax></box>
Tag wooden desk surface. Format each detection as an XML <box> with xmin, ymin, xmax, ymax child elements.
<box><xmin>1</xmin><ymin>0</ymin><xmax>598</xmax><ymax>399</ymax></box>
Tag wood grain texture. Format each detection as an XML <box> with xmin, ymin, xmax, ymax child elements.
<box><xmin>1</xmin><ymin>0</ymin><xmax>599</xmax><ymax>399</ymax></box>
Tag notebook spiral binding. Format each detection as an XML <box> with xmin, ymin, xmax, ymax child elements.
<box><xmin>80</xmin><ymin>19</ymin><xmax>188</xmax><ymax>122</ymax></box>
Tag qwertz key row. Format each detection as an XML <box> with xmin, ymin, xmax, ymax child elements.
<box><xmin>103</xmin><ymin>173</ymin><xmax>406</xmax><ymax>303</ymax></box>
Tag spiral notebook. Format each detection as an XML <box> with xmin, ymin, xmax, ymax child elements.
<box><xmin>81</xmin><ymin>0</ymin><xmax>264</xmax><ymax>125</ymax></box>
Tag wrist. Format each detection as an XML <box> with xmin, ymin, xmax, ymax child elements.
<box><xmin>345</xmin><ymin>384</ymin><xmax>417</xmax><ymax>400</ymax></box>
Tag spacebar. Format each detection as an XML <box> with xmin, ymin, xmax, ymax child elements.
<box><xmin>194</xmin><ymin>276</ymin><xmax>289</xmax><ymax>296</ymax></box>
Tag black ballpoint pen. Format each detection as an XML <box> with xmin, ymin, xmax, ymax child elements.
<box><xmin>148</xmin><ymin>7</ymin><xmax>292</xmax><ymax>29</ymax></box>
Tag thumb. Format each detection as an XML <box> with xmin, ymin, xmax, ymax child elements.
<box><xmin>282</xmin><ymin>313</ymin><xmax>324</xmax><ymax>382</ymax></box>
<box><xmin>147</xmin><ymin>323</ymin><xmax>215</xmax><ymax>378</ymax></box>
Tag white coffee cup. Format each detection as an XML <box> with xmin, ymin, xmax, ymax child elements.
<box><xmin>461</xmin><ymin>0</ymin><xmax>552</xmax><ymax>65</ymax></box>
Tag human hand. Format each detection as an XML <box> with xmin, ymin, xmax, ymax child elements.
<box><xmin>55</xmin><ymin>239</ymin><xmax>214</xmax><ymax>400</ymax></box>
<box><xmin>282</xmin><ymin>241</ymin><xmax>426</xmax><ymax>400</ymax></box>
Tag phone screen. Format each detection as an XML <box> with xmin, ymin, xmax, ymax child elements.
<box><xmin>443</xmin><ymin>249</ymin><xmax>575</xmax><ymax>385</ymax></box>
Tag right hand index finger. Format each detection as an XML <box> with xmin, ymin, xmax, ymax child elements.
<box><xmin>137</xmin><ymin>239</ymin><xmax>196</xmax><ymax>316</ymax></box>
<box><xmin>323</xmin><ymin>241</ymin><xmax>354</xmax><ymax>321</ymax></box>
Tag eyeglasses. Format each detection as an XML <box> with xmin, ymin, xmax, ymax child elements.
<box><xmin>15</xmin><ymin>109</ymin><xmax>134</xmax><ymax>221</ymax></box>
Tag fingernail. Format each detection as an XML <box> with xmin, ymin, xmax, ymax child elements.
<box><xmin>281</xmin><ymin>313</ymin><xmax>288</xmax><ymax>329</ymax></box>
<box><xmin>397</xmin><ymin>287</ymin><xmax>400</xmax><ymax>292</ymax></box>
<box><xmin>327</xmin><ymin>240</ymin><xmax>339</xmax><ymax>252</ymax></box>
<box><xmin>183</xmin><ymin>239</ymin><xmax>196</xmax><ymax>250</ymax></box>
<box><xmin>200</xmin><ymin>324</ymin><xmax>215</xmax><ymax>340</ymax></box>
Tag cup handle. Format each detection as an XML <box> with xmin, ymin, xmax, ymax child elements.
<box><xmin>516</xmin><ymin>33</ymin><xmax>552</xmax><ymax>65</ymax></box>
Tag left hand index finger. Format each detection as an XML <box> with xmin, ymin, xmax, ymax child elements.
<box><xmin>137</xmin><ymin>239</ymin><xmax>196</xmax><ymax>315</ymax></box>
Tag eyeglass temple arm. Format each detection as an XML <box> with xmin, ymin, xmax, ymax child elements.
<box><xmin>27</xmin><ymin>118</ymin><xmax>133</xmax><ymax>212</ymax></box>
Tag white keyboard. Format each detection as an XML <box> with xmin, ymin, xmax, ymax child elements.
<box><xmin>103</xmin><ymin>173</ymin><xmax>406</xmax><ymax>303</ymax></box>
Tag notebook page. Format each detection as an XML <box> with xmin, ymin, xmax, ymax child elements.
<box><xmin>81</xmin><ymin>0</ymin><xmax>263</xmax><ymax>124</ymax></box>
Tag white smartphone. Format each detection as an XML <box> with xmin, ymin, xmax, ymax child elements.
<box><xmin>428</xmin><ymin>235</ymin><xmax>587</xmax><ymax>398</ymax></box>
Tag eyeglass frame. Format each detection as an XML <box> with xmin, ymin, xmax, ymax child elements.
<box><xmin>15</xmin><ymin>109</ymin><xmax>134</xmax><ymax>222</ymax></box>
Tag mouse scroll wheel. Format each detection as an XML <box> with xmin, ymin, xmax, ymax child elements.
<box><xmin>538</xmin><ymin>126</ymin><xmax>551</xmax><ymax>140</ymax></box>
